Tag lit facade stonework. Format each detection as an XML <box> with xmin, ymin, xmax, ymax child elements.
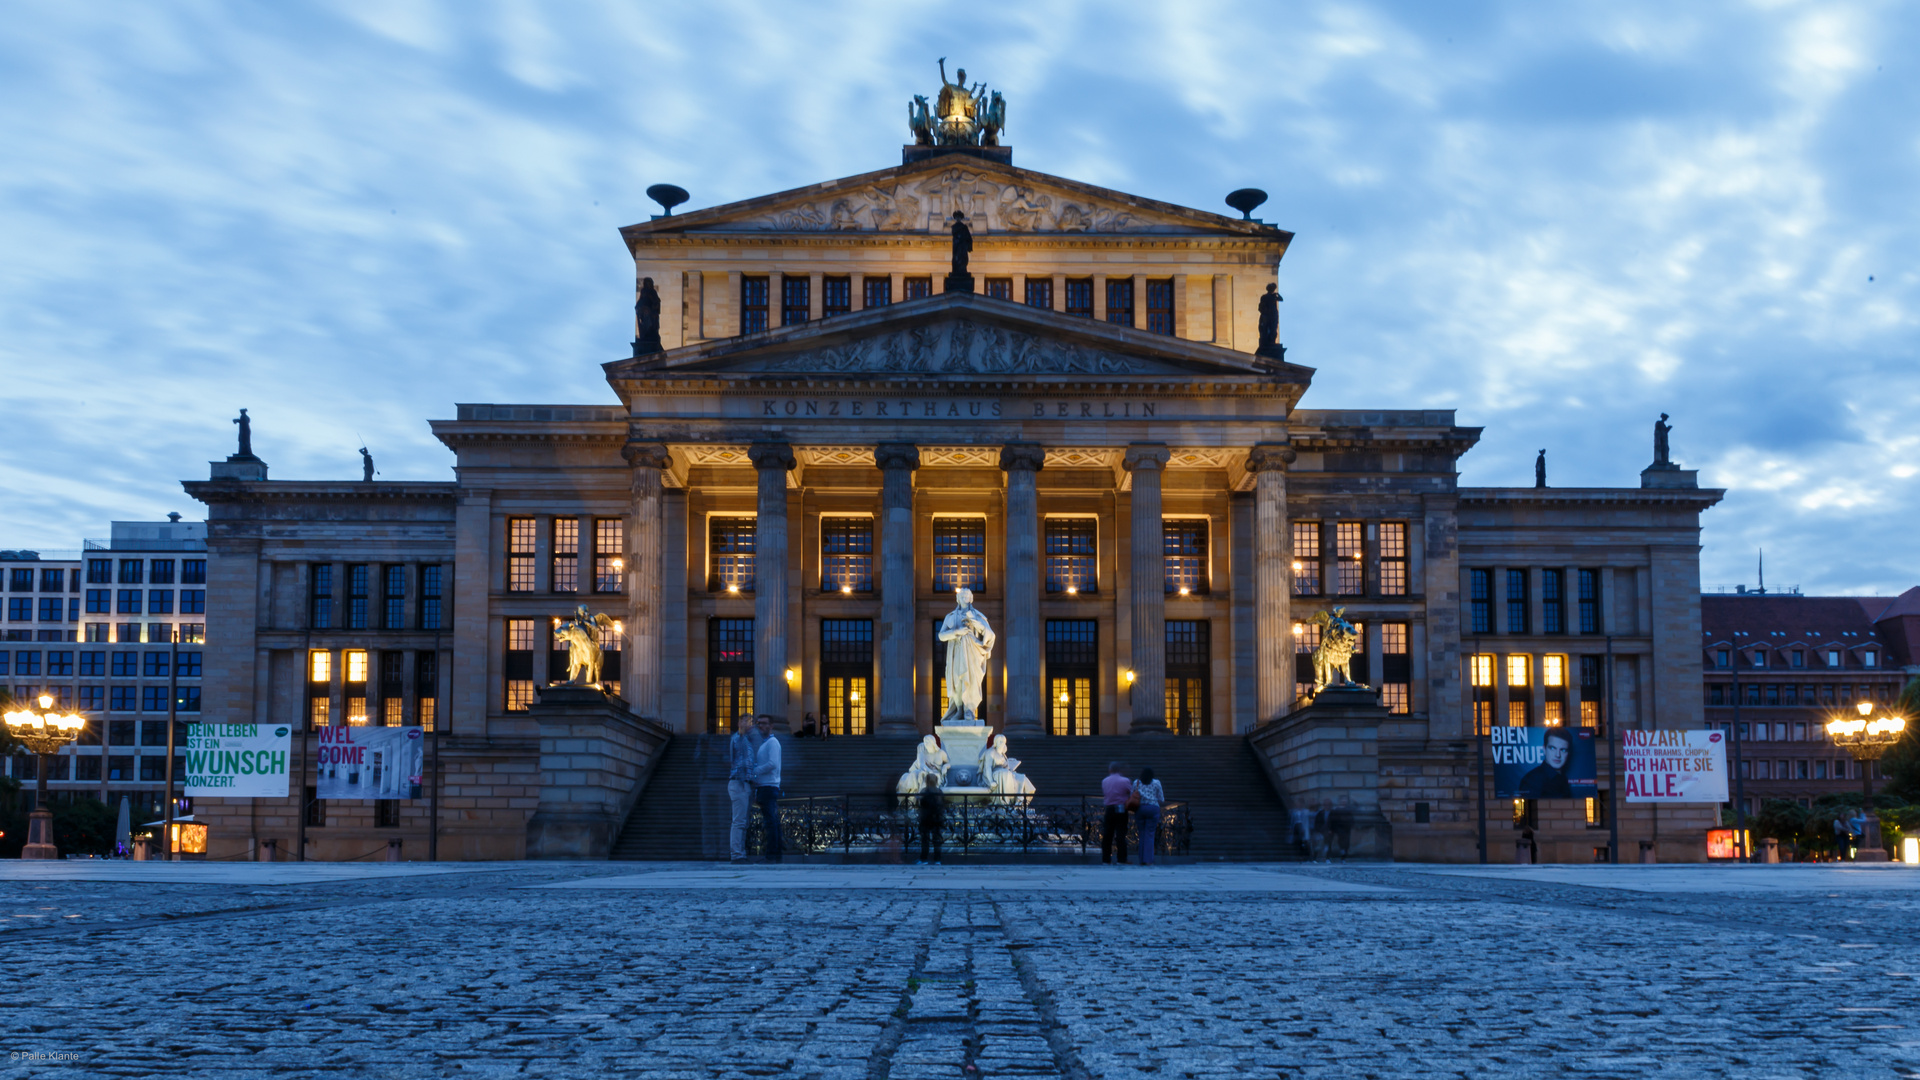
<box><xmin>186</xmin><ymin>142</ymin><xmax>1725</xmax><ymax>862</ymax></box>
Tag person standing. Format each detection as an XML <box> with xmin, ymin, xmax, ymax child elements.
<box><xmin>1101</xmin><ymin>762</ymin><xmax>1132</xmax><ymax>865</ymax></box>
<box><xmin>1133</xmin><ymin>767</ymin><xmax>1165</xmax><ymax>866</ymax></box>
<box><xmin>752</xmin><ymin>714</ymin><xmax>784</xmax><ymax>862</ymax></box>
<box><xmin>1311</xmin><ymin>799</ymin><xmax>1333</xmax><ymax>863</ymax></box>
<box><xmin>726</xmin><ymin>715</ymin><xmax>759</xmax><ymax>863</ymax></box>
<box><xmin>1330</xmin><ymin>795</ymin><xmax>1355</xmax><ymax>862</ymax></box>
<box><xmin>918</xmin><ymin>779</ymin><xmax>945</xmax><ymax>866</ymax></box>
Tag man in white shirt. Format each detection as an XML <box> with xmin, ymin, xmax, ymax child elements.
<box><xmin>753</xmin><ymin>714</ymin><xmax>784</xmax><ymax>862</ymax></box>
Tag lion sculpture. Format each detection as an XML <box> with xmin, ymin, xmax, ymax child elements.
<box><xmin>1307</xmin><ymin>607</ymin><xmax>1361</xmax><ymax>693</ymax></box>
<box><xmin>554</xmin><ymin>606</ymin><xmax>618</xmax><ymax>687</ymax></box>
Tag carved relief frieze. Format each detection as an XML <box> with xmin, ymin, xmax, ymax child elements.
<box><xmin>761</xmin><ymin>319</ymin><xmax>1137</xmax><ymax>375</ymax></box>
<box><xmin>717</xmin><ymin>172</ymin><xmax>1165</xmax><ymax>235</ymax></box>
<box><xmin>794</xmin><ymin>446</ymin><xmax>876</xmax><ymax>468</ymax></box>
<box><xmin>1043</xmin><ymin>448</ymin><xmax>1122</xmax><ymax>470</ymax></box>
<box><xmin>918</xmin><ymin>447</ymin><xmax>1002</xmax><ymax>468</ymax></box>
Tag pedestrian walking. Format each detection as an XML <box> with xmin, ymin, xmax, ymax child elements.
<box><xmin>1330</xmin><ymin>795</ymin><xmax>1355</xmax><ymax>862</ymax></box>
<box><xmin>725</xmin><ymin>715</ymin><xmax>758</xmax><ymax>863</ymax></box>
<box><xmin>1311</xmin><ymin>799</ymin><xmax>1333</xmax><ymax>862</ymax></box>
<box><xmin>918</xmin><ymin>780</ymin><xmax>945</xmax><ymax>865</ymax></box>
<box><xmin>1101</xmin><ymin>762</ymin><xmax>1133</xmax><ymax>864</ymax></box>
<box><xmin>752</xmin><ymin>714</ymin><xmax>784</xmax><ymax>862</ymax></box>
<box><xmin>1133</xmin><ymin>767</ymin><xmax>1165</xmax><ymax>866</ymax></box>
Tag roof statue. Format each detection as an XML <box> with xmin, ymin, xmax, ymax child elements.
<box><xmin>911</xmin><ymin>59</ymin><xmax>1003</xmax><ymax>148</ymax></box>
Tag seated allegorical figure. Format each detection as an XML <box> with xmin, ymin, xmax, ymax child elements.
<box><xmin>896</xmin><ymin>735</ymin><xmax>950</xmax><ymax>795</ymax></box>
<box><xmin>978</xmin><ymin>734</ymin><xmax>1036</xmax><ymax>799</ymax></box>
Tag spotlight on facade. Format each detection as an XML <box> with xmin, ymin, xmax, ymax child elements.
<box><xmin>1178</xmin><ymin>587</ymin><xmax>1190</xmax><ymax>596</ymax></box>
<box><xmin>728</xmin><ymin>585</ymin><xmax>739</xmax><ymax>593</ymax></box>
<box><xmin>1124</xmin><ymin>670</ymin><xmax>1136</xmax><ymax>685</ymax></box>
<box><xmin>784</xmin><ymin>668</ymin><xmax>797</xmax><ymax>683</ymax></box>
<box><xmin>1065</xmin><ymin>586</ymin><xmax>1077</xmax><ymax>595</ymax></box>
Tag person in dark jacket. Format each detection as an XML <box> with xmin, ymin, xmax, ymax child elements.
<box><xmin>918</xmin><ymin>780</ymin><xmax>945</xmax><ymax>865</ymax></box>
<box><xmin>1519</xmin><ymin>728</ymin><xmax>1576</xmax><ymax>799</ymax></box>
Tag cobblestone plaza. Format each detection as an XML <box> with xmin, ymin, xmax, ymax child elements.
<box><xmin>5</xmin><ymin>863</ymin><xmax>1917</xmax><ymax>1079</ymax></box>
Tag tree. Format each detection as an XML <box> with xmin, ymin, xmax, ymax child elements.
<box><xmin>1752</xmin><ymin>798</ymin><xmax>1813</xmax><ymax>859</ymax></box>
<box><xmin>1879</xmin><ymin>677</ymin><xmax>1920</xmax><ymax>802</ymax></box>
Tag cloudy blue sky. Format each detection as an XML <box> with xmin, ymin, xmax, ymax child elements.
<box><xmin>3</xmin><ymin>1</ymin><xmax>1914</xmax><ymax>593</ymax></box>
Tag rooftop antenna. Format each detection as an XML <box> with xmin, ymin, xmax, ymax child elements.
<box><xmin>647</xmin><ymin>184</ymin><xmax>690</xmax><ymax>220</ymax></box>
<box><xmin>1757</xmin><ymin>549</ymin><xmax>1765</xmax><ymax>595</ymax></box>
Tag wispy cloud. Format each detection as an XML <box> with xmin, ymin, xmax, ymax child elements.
<box><xmin>1</xmin><ymin>0</ymin><xmax>1914</xmax><ymax>592</ymax></box>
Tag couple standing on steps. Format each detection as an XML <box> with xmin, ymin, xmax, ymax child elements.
<box><xmin>1101</xmin><ymin>762</ymin><xmax>1167</xmax><ymax>866</ymax></box>
<box><xmin>727</xmin><ymin>714</ymin><xmax>784</xmax><ymax>863</ymax></box>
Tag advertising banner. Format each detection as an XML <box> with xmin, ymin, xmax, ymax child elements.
<box><xmin>1622</xmin><ymin>729</ymin><xmax>1728</xmax><ymax>802</ymax></box>
<box><xmin>1491</xmin><ymin>726</ymin><xmax>1598</xmax><ymax>799</ymax></box>
<box><xmin>316</xmin><ymin>726</ymin><xmax>425</xmax><ymax>800</ymax></box>
<box><xmin>183</xmin><ymin>723</ymin><xmax>292</xmax><ymax>798</ymax></box>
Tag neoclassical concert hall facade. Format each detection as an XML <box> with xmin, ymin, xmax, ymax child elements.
<box><xmin>187</xmin><ymin>141</ymin><xmax>1722</xmax><ymax>861</ymax></box>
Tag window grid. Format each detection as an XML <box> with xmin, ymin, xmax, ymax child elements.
<box><xmin>741</xmin><ymin>276</ymin><xmax>769</xmax><ymax>334</ymax></box>
<box><xmin>1106</xmin><ymin>279</ymin><xmax>1134</xmax><ymax>325</ymax></box>
<box><xmin>310</xmin><ymin>564</ymin><xmax>333</xmax><ymax>630</ymax></box>
<box><xmin>1064</xmin><ymin>279</ymin><xmax>1094</xmax><ymax>317</ymax></box>
<box><xmin>1024</xmin><ymin>278</ymin><xmax>1053</xmax><ymax>310</ymax></box>
<box><xmin>709</xmin><ymin>517</ymin><xmax>756</xmax><ymax>593</ymax></box>
<box><xmin>1050</xmin><ymin>676</ymin><xmax>1092</xmax><ymax>737</ymax></box>
<box><xmin>820</xmin><ymin>619</ymin><xmax>874</xmax><ymax>665</ymax></box>
<box><xmin>383</xmin><ymin>565</ymin><xmax>406</xmax><ymax>630</ymax></box>
<box><xmin>708</xmin><ymin>618</ymin><xmax>754</xmax><ymax>734</ymax></box>
<box><xmin>418</xmin><ymin>565</ymin><xmax>443</xmax><ymax>630</ymax></box>
<box><xmin>781</xmin><ymin>276</ymin><xmax>810</xmax><ymax>326</ymax></box>
<box><xmin>1505</xmin><ymin>569</ymin><xmax>1528</xmax><ymax>634</ymax></box>
<box><xmin>1469</xmin><ymin>569</ymin><xmax>1491</xmax><ymax>634</ymax></box>
<box><xmin>1335</xmin><ymin>522</ymin><xmax>1365</xmax><ymax>596</ymax></box>
<box><xmin>552</xmin><ymin>519</ymin><xmax>579</xmax><ymax>594</ymax></box>
<box><xmin>1291</xmin><ymin>522</ymin><xmax>1322</xmax><ymax>596</ymax></box>
<box><xmin>594</xmin><ymin>519</ymin><xmax>624</xmax><ymax>593</ymax></box>
<box><xmin>1578</xmin><ymin>569</ymin><xmax>1601</xmax><ymax>634</ymax></box>
<box><xmin>984</xmin><ymin>278</ymin><xmax>1012</xmax><ymax>301</ymax></box>
<box><xmin>1044</xmin><ymin>518</ymin><xmax>1097</xmax><ymax>594</ymax></box>
<box><xmin>507</xmin><ymin>519</ymin><xmax>536</xmax><ymax>592</ymax></box>
<box><xmin>933</xmin><ymin>518</ymin><xmax>986</xmax><ymax>593</ymax></box>
<box><xmin>1381</xmin><ymin>621</ymin><xmax>1411</xmax><ymax>715</ymax></box>
<box><xmin>903</xmin><ymin>277</ymin><xmax>931</xmax><ymax>300</ymax></box>
<box><xmin>1046</xmin><ymin>620</ymin><xmax>1098</xmax><ymax>738</ymax></box>
<box><xmin>821</xmin><ymin>517</ymin><xmax>873</xmax><ymax>593</ymax></box>
<box><xmin>863</xmin><ymin>277</ymin><xmax>892</xmax><ymax>308</ymax></box>
<box><xmin>822</xmin><ymin>276</ymin><xmax>851</xmax><ymax>317</ymax></box>
<box><xmin>1145</xmin><ymin>279</ymin><xmax>1174</xmax><ymax>335</ymax></box>
<box><xmin>1378</xmin><ymin>523</ymin><xmax>1408</xmax><ymax>596</ymax></box>
<box><xmin>1164</xmin><ymin>520</ymin><xmax>1209</xmax><ymax>595</ymax></box>
<box><xmin>347</xmin><ymin>565</ymin><xmax>369</xmax><ymax>630</ymax></box>
<box><xmin>1294</xmin><ymin>620</ymin><xmax>1320</xmax><ymax>704</ymax></box>
<box><xmin>1543</xmin><ymin>569</ymin><xmax>1565</xmax><ymax>634</ymax></box>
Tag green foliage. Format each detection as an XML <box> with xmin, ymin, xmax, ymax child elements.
<box><xmin>1880</xmin><ymin>678</ymin><xmax>1920</xmax><ymax>801</ymax></box>
<box><xmin>0</xmin><ymin>795</ymin><xmax>118</xmax><ymax>858</ymax></box>
<box><xmin>1751</xmin><ymin>798</ymin><xmax>1811</xmax><ymax>847</ymax></box>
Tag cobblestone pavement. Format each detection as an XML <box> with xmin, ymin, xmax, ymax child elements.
<box><xmin>4</xmin><ymin>863</ymin><xmax>1918</xmax><ymax>1079</ymax></box>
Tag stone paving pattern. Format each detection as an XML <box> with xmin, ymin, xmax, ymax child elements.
<box><xmin>3</xmin><ymin>864</ymin><xmax>1918</xmax><ymax>1079</ymax></box>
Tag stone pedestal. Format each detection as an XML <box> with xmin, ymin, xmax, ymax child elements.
<box><xmin>1248</xmin><ymin>685</ymin><xmax>1393</xmax><ymax>860</ymax></box>
<box><xmin>934</xmin><ymin>725</ymin><xmax>993</xmax><ymax>789</ymax></box>
<box><xmin>525</xmin><ymin>685</ymin><xmax>672</xmax><ymax>859</ymax></box>
<box><xmin>21</xmin><ymin>808</ymin><xmax>57</xmax><ymax>860</ymax></box>
<box><xmin>944</xmin><ymin>272</ymin><xmax>974</xmax><ymax>294</ymax></box>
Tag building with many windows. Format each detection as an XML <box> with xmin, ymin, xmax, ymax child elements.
<box><xmin>5</xmin><ymin>520</ymin><xmax>211</xmax><ymax>819</ymax></box>
<box><xmin>184</xmin><ymin>115</ymin><xmax>1723</xmax><ymax>862</ymax></box>
<box><xmin>1703</xmin><ymin>587</ymin><xmax>1920</xmax><ymax>816</ymax></box>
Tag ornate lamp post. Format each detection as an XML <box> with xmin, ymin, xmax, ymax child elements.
<box><xmin>4</xmin><ymin>694</ymin><xmax>89</xmax><ymax>860</ymax></box>
<box><xmin>1826</xmin><ymin>700</ymin><xmax>1908</xmax><ymax>863</ymax></box>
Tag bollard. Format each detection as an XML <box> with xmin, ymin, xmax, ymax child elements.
<box><xmin>1515</xmin><ymin>839</ymin><xmax>1533</xmax><ymax>865</ymax></box>
<box><xmin>385</xmin><ymin>839</ymin><xmax>403</xmax><ymax>863</ymax></box>
<box><xmin>1761</xmin><ymin>837</ymin><xmax>1780</xmax><ymax>864</ymax></box>
<box><xmin>1639</xmin><ymin>840</ymin><xmax>1657</xmax><ymax>864</ymax></box>
<box><xmin>132</xmin><ymin>839</ymin><xmax>149</xmax><ymax>861</ymax></box>
<box><xmin>257</xmin><ymin>839</ymin><xmax>276</xmax><ymax>862</ymax></box>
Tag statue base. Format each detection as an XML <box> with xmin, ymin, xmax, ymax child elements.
<box><xmin>943</xmin><ymin>272</ymin><xmax>975</xmax><ymax>295</ymax></box>
<box><xmin>934</xmin><ymin>725</ymin><xmax>992</xmax><ymax>788</ymax></box>
<box><xmin>903</xmin><ymin>144</ymin><xmax>1012</xmax><ymax>167</ymax></box>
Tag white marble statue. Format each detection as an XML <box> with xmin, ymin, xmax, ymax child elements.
<box><xmin>896</xmin><ymin>735</ymin><xmax>950</xmax><ymax>795</ymax></box>
<box><xmin>978</xmin><ymin>734</ymin><xmax>1036</xmax><ymax>799</ymax></box>
<box><xmin>936</xmin><ymin>587</ymin><xmax>996</xmax><ymax>726</ymax></box>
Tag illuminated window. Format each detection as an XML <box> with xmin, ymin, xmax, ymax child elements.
<box><xmin>709</xmin><ymin>517</ymin><xmax>756</xmax><ymax>593</ymax></box>
<box><xmin>1469</xmin><ymin>653</ymin><xmax>1495</xmax><ymax>736</ymax></box>
<box><xmin>821</xmin><ymin>517</ymin><xmax>873</xmax><ymax>593</ymax></box>
<box><xmin>1164</xmin><ymin>519</ymin><xmax>1209</xmax><ymax>596</ymax></box>
<box><xmin>346</xmin><ymin>697</ymin><xmax>369</xmax><ymax>726</ymax></box>
<box><xmin>415</xmin><ymin>651</ymin><xmax>438</xmax><ymax>732</ymax></box>
<box><xmin>1045</xmin><ymin>518</ymin><xmax>1097</xmax><ymax>594</ymax></box>
<box><xmin>594</xmin><ymin>519</ymin><xmax>624</xmax><ymax>593</ymax></box>
<box><xmin>1543</xmin><ymin>655</ymin><xmax>1564</xmax><ymax>687</ymax></box>
<box><xmin>820</xmin><ymin>619</ymin><xmax>873</xmax><ymax>735</ymax></box>
<box><xmin>1378</xmin><ymin>523</ymin><xmax>1408</xmax><ymax>596</ymax></box>
<box><xmin>505</xmin><ymin>618</ymin><xmax>535</xmax><ymax>712</ymax></box>
<box><xmin>552</xmin><ymin>518</ymin><xmax>579</xmax><ymax>593</ymax></box>
<box><xmin>741</xmin><ymin>276</ymin><xmax>769</xmax><ymax>334</ymax></box>
<box><xmin>1165</xmin><ymin>620</ymin><xmax>1209</xmax><ymax>735</ymax></box>
<box><xmin>1291</xmin><ymin>522</ymin><xmax>1322</xmax><ymax>596</ymax></box>
<box><xmin>505</xmin><ymin>681</ymin><xmax>535</xmax><ymax>712</ymax></box>
<box><xmin>309</xmin><ymin>699</ymin><xmax>330</xmax><ymax>728</ymax></box>
<box><xmin>933</xmin><ymin>518</ymin><xmax>986</xmax><ymax>593</ymax></box>
<box><xmin>344</xmin><ymin>649</ymin><xmax>369</xmax><ymax>684</ymax></box>
<box><xmin>1335</xmin><ymin>522</ymin><xmax>1365</xmax><ymax>596</ymax></box>
<box><xmin>708</xmin><ymin>618</ymin><xmax>754</xmax><ymax>734</ymax></box>
<box><xmin>1046</xmin><ymin>619</ymin><xmax>1097</xmax><ymax>736</ymax></box>
<box><xmin>310</xmin><ymin>649</ymin><xmax>332</xmax><ymax>684</ymax></box>
<box><xmin>1294</xmin><ymin>620</ymin><xmax>1321</xmax><ymax>705</ymax></box>
<box><xmin>507</xmin><ymin>519</ymin><xmax>536</xmax><ymax>592</ymax></box>
<box><xmin>1507</xmin><ymin>654</ymin><xmax>1530</xmax><ymax>688</ymax></box>
<box><xmin>1381</xmin><ymin>622</ymin><xmax>1410</xmax><ymax>715</ymax></box>
<box><xmin>1585</xmin><ymin>797</ymin><xmax>1603</xmax><ymax>826</ymax></box>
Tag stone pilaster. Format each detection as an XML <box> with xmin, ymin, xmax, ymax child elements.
<box><xmin>875</xmin><ymin>443</ymin><xmax>920</xmax><ymax>735</ymax></box>
<box><xmin>1248</xmin><ymin>443</ymin><xmax>1295</xmax><ymax>726</ymax></box>
<box><xmin>1000</xmin><ymin>443</ymin><xmax>1044</xmax><ymax>736</ymax></box>
<box><xmin>749</xmin><ymin>441</ymin><xmax>795</xmax><ymax>732</ymax></box>
<box><xmin>621</xmin><ymin>440</ymin><xmax>670</xmax><ymax>721</ymax></box>
<box><xmin>1124</xmin><ymin>443</ymin><xmax>1171</xmax><ymax>734</ymax></box>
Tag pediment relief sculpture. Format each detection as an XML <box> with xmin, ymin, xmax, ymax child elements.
<box><xmin>716</xmin><ymin>170</ymin><xmax>1159</xmax><ymax>235</ymax></box>
<box><xmin>748</xmin><ymin>319</ymin><xmax>1143</xmax><ymax>376</ymax></box>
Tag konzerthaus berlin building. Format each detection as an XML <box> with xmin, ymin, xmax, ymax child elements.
<box><xmin>186</xmin><ymin>102</ymin><xmax>1723</xmax><ymax>863</ymax></box>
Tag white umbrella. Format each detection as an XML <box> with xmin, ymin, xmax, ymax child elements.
<box><xmin>115</xmin><ymin>796</ymin><xmax>131</xmax><ymax>855</ymax></box>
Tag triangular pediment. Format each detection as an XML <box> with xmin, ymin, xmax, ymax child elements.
<box><xmin>605</xmin><ymin>293</ymin><xmax>1313</xmax><ymax>386</ymax></box>
<box><xmin>623</xmin><ymin>154</ymin><xmax>1288</xmax><ymax>240</ymax></box>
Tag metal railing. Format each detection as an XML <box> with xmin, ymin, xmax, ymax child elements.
<box><xmin>747</xmin><ymin>794</ymin><xmax>1190</xmax><ymax>858</ymax></box>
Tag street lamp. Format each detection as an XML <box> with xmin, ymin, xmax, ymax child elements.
<box><xmin>1826</xmin><ymin>700</ymin><xmax>1908</xmax><ymax>862</ymax></box>
<box><xmin>4</xmin><ymin>694</ymin><xmax>88</xmax><ymax>860</ymax></box>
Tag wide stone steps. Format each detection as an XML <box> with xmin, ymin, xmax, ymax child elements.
<box><xmin>610</xmin><ymin>732</ymin><xmax>1298</xmax><ymax>861</ymax></box>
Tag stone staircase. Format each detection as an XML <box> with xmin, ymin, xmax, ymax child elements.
<box><xmin>609</xmin><ymin>732</ymin><xmax>1299</xmax><ymax>861</ymax></box>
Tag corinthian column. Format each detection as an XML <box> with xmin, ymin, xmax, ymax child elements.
<box><xmin>621</xmin><ymin>440</ymin><xmax>670</xmax><ymax>721</ymax></box>
<box><xmin>1248</xmin><ymin>442</ymin><xmax>1296</xmax><ymax>725</ymax></box>
<box><xmin>1124</xmin><ymin>443</ymin><xmax>1171</xmax><ymax>734</ymax></box>
<box><xmin>875</xmin><ymin>443</ymin><xmax>919</xmax><ymax>735</ymax></box>
<box><xmin>749</xmin><ymin>441</ymin><xmax>795</xmax><ymax>732</ymax></box>
<box><xmin>999</xmin><ymin>443</ymin><xmax>1045</xmax><ymax>736</ymax></box>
